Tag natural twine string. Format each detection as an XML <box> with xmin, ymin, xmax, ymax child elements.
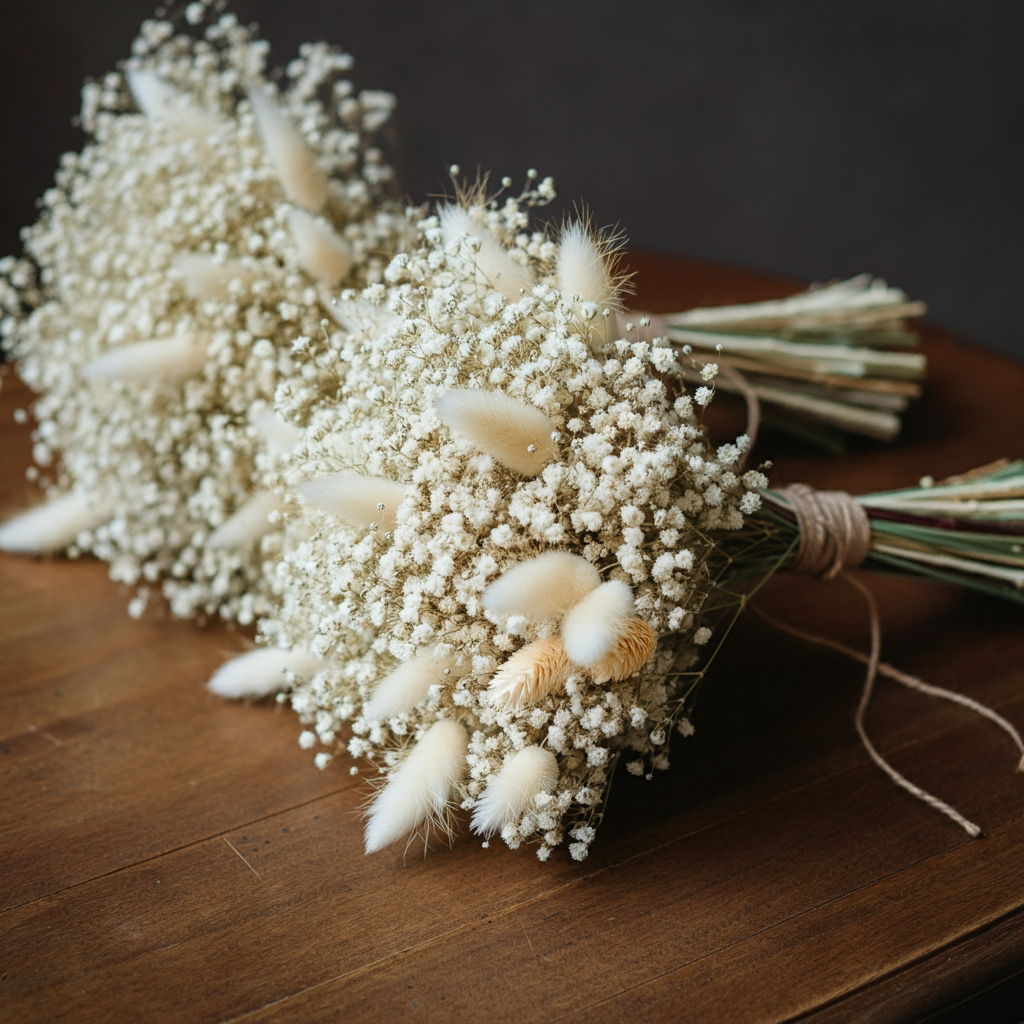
<box><xmin>774</xmin><ymin>484</ymin><xmax>872</xmax><ymax>581</ymax></box>
<box><xmin>634</xmin><ymin>303</ymin><xmax>1019</xmax><ymax>836</ymax></box>
<box><xmin>756</xmin><ymin>576</ymin><xmax>1024</xmax><ymax>839</ymax></box>
<box><xmin>760</xmin><ymin>487</ymin><xmax>1023</xmax><ymax>838</ymax></box>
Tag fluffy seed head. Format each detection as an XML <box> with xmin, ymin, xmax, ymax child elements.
<box><xmin>296</xmin><ymin>472</ymin><xmax>409</xmax><ymax>532</ymax></box>
<box><xmin>482</xmin><ymin>551</ymin><xmax>601</xmax><ymax>621</ymax></box>
<box><xmin>488</xmin><ymin>636</ymin><xmax>573</xmax><ymax>707</ymax></box>
<box><xmin>250</xmin><ymin>409</ymin><xmax>303</xmax><ymax>459</ymax></box>
<box><xmin>590</xmin><ymin>617</ymin><xmax>658</xmax><ymax>683</ymax></box>
<box><xmin>471</xmin><ymin>746</ymin><xmax>559</xmax><ymax>836</ymax></box>
<box><xmin>435</xmin><ymin>389</ymin><xmax>557</xmax><ymax>477</ymax></box>
<box><xmin>557</xmin><ymin>221</ymin><xmax>624</xmax><ymax>350</ymax></box>
<box><xmin>249</xmin><ymin>86</ymin><xmax>329</xmax><ymax>211</ymax></box>
<box><xmin>126</xmin><ymin>70</ymin><xmax>221</xmax><ymax>141</ymax></box>
<box><xmin>173</xmin><ymin>254</ymin><xmax>255</xmax><ymax>300</ymax></box>
<box><xmin>364</xmin><ymin>653</ymin><xmax>469</xmax><ymax>722</ymax></box>
<box><xmin>0</xmin><ymin>492</ymin><xmax>113</xmax><ymax>555</ymax></box>
<box><xmin>207</xmin><ymin>647</ymin><xmax>320</xmax><ymax>699</ymax></box>
<box><xmin>438</xmin><ymin>205</ymin><xmax>535</xmax><ymax>300</ymax></box>
<box><xmin>557</xmin><ymin>221</ymin><xmax>618</xmax><ymax>307</ymax></box>
<box><xmin>364</xmin><ymin>718</ymin><xmax>469</xmax><ymax>854</ymax></box>
<box><xmin>561</xmin><ymin>580</ymin><xmax>635</xmax><ymax>667</ymax></box>
<box><xmin>83</xmin><ymin>334</ymin><xmax>209</xmax><ymax>383</ymax></box>
<box><xmin>287</xmin><ymin>207</ymin><xmax>354</xmax><ymax>287</ymax></box>
<box><xmin>206</xmin><ymin>491</ymin><xmax>282</xmax><ymax>550</ymax></box>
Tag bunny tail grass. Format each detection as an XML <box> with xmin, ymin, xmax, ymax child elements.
<box><xmin>471</xmin><ymin>746</ymin><xmax>559</xmax><ymax>836</ymax></box>
<box><xmin>0</xmin><ymin>492</ymin><xmax>113</xmax><ymax>555</ymax></box>
<box><xmin>207</xmin><ymin>647</ymin><xmax>320</xmax><ymax>699</ymax></box>
<box><xmin>482</xmin><ymin>551</ymin><xmax>601</xmax><ymax>621</ymax></box>
<box><xmin>296</xmin><ymin>472</ymin><xmax>409</xmax><ymax>532</ymax></box>
<box><xmin>487</xmin><ymin>636</ymin><xmax>573</xmax><ymax>707</ymax></box>
<box><xmin>557</xmin><ymin>221</ymin><xmax>625</xmax><ymax>350</ymax></box>
<box><xmin>561</xmin><ymin>580</ymin><xmax>636</xmax><ymax>667</ymax></box>
<box><xmin>364</xmin><ymin>719</ymin><xmax>469</xmax><ymax>854</ymax></box>
<box><xmin>206</xmin><ymin>491</ymin><xmax>282</xmax><ymax>549</ymax></box>
<box><xmin>126</xmin><ymin>70</ymin><xmax>221</xmax><ymax>142</ymax></box>
<box><xmin>591</xmin><ymin>617</ymin><xmax>658</xmax><ymax>683</ymax></box>
<box><xmin>435</xmin><ymin>389</ymin><xmax>557</xmax><ymax>477</ymax></box>
<box><xmin>249</xmin><ymin>87</ymin><xmax>329</xmax><ymax>212</ymax></box>
<box><xmin>83</xmin><ymin>335</ymin><xmax>208</xmax><ymax>383</ymax></box>
<box><xmin>173</xmin><ymin>254</ymin><xmax>255</xmax><ymax>301</ymax></box>
<box><xmin>287</xmin><ymin>208</ymin><xmax>354</xmax><ymax>287</ymax></box>
<box><xmin>438</xmin><ymin>205</ymin><xmax>535</xmax><ymax>301</ymax></box>
<box><xmin>365</xmin><ymin>653</ymin><xmax>469</xmax><ymax>722</ymax></box>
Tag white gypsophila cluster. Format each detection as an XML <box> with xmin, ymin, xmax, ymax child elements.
<box><xmin>0</xmin><ymin>4</ymin><xmax>406</xmax><ymax>623</ymax></box>
<box><xmin>263</xmin><ymin>182</ymin><xmax>766</xmax><ymax>861</ymax></box>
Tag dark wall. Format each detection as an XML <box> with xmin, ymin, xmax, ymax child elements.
<box><xmin>2</xmin><ymin>1</ymin><xmax>1021</xmax><ymax>361</ymax></box>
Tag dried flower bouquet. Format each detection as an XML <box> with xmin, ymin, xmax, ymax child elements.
<box><xmin>0</xmin><ymin>4</ymin><xmax>406</xmax><ymax>623</ymax></box>
<box><xmin>0</xmin><ymin>3</ymin><xmax>1012</xmax><ymax>862</ymax></box>
<box><xmin>240</xmin><ymin>186</ymin><xmax>1021</xmax><ymax>861</ymax></box>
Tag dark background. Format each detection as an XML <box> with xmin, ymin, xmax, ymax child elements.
<box><xmin>2</xmin><ymin>1</ymin><xmax>1021</xmax><ymax>361</ymax></box>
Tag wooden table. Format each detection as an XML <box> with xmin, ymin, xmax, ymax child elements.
<box><xmin>2</xmin><ymin>254</ymin><xmax>1022</xmax><ymax>1023</ymax></box>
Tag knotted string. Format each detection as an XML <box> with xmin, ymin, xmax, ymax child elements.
<box><xmin>632</xmin><ymin>302</ymin><xmax>1020</xmax><ymax>836</ymax></box>
<box><xmin>774</xmin><ymin>484</ymin><xmax>872</xmax><ymax>581</ymax></box>
<box><xmin>759</xmin><ymin>486</ymin><xmax>1024</xmax><ymax>838</ymax></box>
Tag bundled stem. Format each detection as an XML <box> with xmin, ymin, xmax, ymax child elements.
<box><xmin>657</xmin><ymin>275</ymin><xmax>926</xmax><ymax>449</ymax></box>
<box><xmin>754</xmin><ymin>458</ymin><xmax>1024</xmax><ymax>603</ymax></box>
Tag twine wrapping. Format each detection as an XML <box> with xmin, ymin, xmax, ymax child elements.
<box><xmin>775</xmin><ymin>484</ymin><xmax>871</xmax><ymax>581</ymax></box>
<box><xmin>625</xmin><ymin>312</ymin><xmax>1018</xmax><ymax>838</ymax></box>
<box><xmin>758</xmin><ymin>483</ymin><xmax>1023</xmax><ymax>839</ymax></box>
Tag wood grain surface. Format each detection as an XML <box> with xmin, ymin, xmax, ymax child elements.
<box><xmin>1</xmin><ymin>253</ymin><xmax>1022</xmax><ymax>1024</ymax></box>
